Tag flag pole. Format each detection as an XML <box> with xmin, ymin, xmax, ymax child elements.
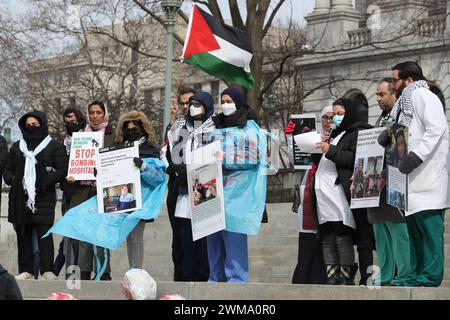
<box><xmin>161</xmin><ymin>0</ymin><xmax>181</xmax><ymax>144</ymax></box>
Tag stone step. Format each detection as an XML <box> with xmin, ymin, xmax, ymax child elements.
<box><xmin>16</xmin><ymin>279</ymin><xmax>450</xmax><ymax>300</ymax></box>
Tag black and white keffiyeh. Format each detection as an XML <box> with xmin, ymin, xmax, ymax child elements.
<box><xmin>390</xmin><ymin>80</ymin><xmax>429</xmax><ymax>126</ymax></box>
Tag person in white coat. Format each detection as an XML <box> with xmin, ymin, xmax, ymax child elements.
<box><xmin>380</xmin><ymin>61</ymin><xmax>448</xmax><ymax>287</ymax></box>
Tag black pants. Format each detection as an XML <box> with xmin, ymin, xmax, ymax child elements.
<box><xmin>352</xmin><ymin>208</ymin><xmax>374</xmax><ymax>285</ymax></box>
<box><xmin>167</xmin><ymin>179</ymin><xmax>184</xmax><ymax>281</ymax></box>
<box><xmin>53</xmin><ymin>195</ymin><xmax>79</xmax><ymax>278</ymax></box>
<box><xmin>17</xmin><ymin>223</ymin><xmax>54</xmax><ymax>275</ymax></box>
<box><xmin>179</xmin><ymin>218</ymin><xmax>209</xmax><ymax>282</ymax></box>
<box><xmin>292</xmin><ymin>233</ymin><xmax>327</xmax><ymax>284</ymax></box>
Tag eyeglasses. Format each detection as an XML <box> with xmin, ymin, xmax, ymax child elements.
<box><xmin>321</xmin><ymin>116</ymin><xmax>333</xmax><ymax>121</ymax></box>
<box><xmin>392</xmin><ymin>78</ymin><xmax>402</xmax><ymax>83</ymax></box>
<box><xmin>179</xmin><ymin>101</ymin><xmax>190</xmax><ymax>106</ymax></box>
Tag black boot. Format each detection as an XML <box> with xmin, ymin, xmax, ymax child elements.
<box><xmin>80</xmin><ymin>271</ymin><xmax>91</xmax><ymax>281</ymax></box>
<box><xmin>326</xmin><ymin>265</ymin><xmax>342</xmax><ymax>285</ymax></box>
<box><xmin>341</xmin><ymin>263</ymin><xmax>358</xmax><ymax>286</ymax></box>
<box><xmin>100</xmin><ymin>272</ymin><xmax>112</xmax><ymax>281</ymax></box>
<box><xmin>93</xmin><ymin>272</ymin><xmax>112</xmax><ymax>281</ymax></box>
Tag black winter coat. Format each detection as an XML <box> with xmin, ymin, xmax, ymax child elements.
<box><xmin>0</xmin><ymin>264</ymin><xmax>23</xmax><ymax>300</ymax></box>
<box><xmin>325</xmin><ymin>122</ymin><xmax>373</xmax><ymax>203</ymax></box>
<box><xmin>0</xmin><ymin>135</ymin><xmax>7</xmax><ymax>214</ymax></box>
<box><xmin>3</xmin><ymin>139</ymin><xmax>68</xmax><ymax>226</ymax></box>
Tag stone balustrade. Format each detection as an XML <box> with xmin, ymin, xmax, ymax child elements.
<box><xmin>417</xmin><ymin>14</ymin><xmax>446</xmax><ymax>36</ymax></box>
<box><xmin>347</xmin><ymin>28</ymin><xmax>372</xmax><ymax>47</ymax></box>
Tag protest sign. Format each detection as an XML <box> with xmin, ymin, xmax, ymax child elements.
<box><xmin>68</xmin><ymin>132</ymin><xmax>103</xmax><ymax>180</ymax></box>
<box><xmin>350</xmin><ymin>128</ymin><xmax>385</xmax><ymax>209</ymax></box>
<box><xmin>289</xmin><ymin>114</ymin><xmax>316</xmax><ymax>169</ymax></box>
<box><xmin>186</xmin><ymin>140</ymin><xmax>226</xmax><ymax>241</ymax></box>
<box><xmin>96</xmin><ymin>142</ymin><xmax>142</xmax><ymax>214</ymax></box>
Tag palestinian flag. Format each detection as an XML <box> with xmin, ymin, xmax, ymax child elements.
<box><xmin>182</xmin><ymin>5</ymin><xmax>255</xmax><ymax>89</ymax></box>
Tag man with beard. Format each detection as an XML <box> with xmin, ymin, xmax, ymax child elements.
<box><xmin>163</xmin><ymin>87</ymin><xmax>196</xmax><ymax>281</ymax></box>
<box><xmin>369</xmin><ymin>79</ymin><xmax>414</xmax><ymax>286</ymax></box>
<box><xmin>379</xmin><ymin>62</ymin><xmax>448</xmax><ymax>287</ymax></box>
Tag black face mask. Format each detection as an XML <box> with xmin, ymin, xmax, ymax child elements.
<box><xmin>25</xmin><ymin>126</ymin><xmax>40</xmax><ymax>134</ymax></box>
<box><xmin>123</xmin><ymin>127</ymin><xmax>142</xmax><ymax>142</ymax></box>
<box><xmin>65</xmin><ymin>122</ymin><xmax>83</xmax><ymax>135</ymax></box>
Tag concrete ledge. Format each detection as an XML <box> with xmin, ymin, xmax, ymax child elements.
<box><xmin>17</xmin><ymin>280</ymin><xmax>450</xmax><ymax>300</ymax></box>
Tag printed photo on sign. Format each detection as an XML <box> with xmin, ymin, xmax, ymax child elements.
<box><xmin>386</xmin><ymin>124</ymin><xmax>408</xmax><ymax>211</ymax></box>
<box><xmin>102</xmin><ymin>183</ymin><xmax>137</xmax><ymax>213</ymax></box>
<box><xmin>192</xmin><ymin>176</ymin><xmax>217</xmax><ymax>206</ymax></box>
<box><xmin>290</xmin><ymin>114</ymin><xmax>317</xmax><ymax>170</ymax></box>
<box><xmin>350</xmin><ymin>128</ymin><xmax>385</xmax><ymax>209</ymax></box>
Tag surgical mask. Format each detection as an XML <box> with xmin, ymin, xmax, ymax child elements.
<box><xmin>333</xmin><ymin>114</ymin><xmax>345</xmax><ymax>127</ymax></box>
<box><xmin>190</xmin><ymin>105</ymin><xmax>204</xmax><ymax>118</ymax></box>
<box><xmin>221</xmin><ymin>103</ymin><xmax>237</xmax><ymax>116</ymax></box>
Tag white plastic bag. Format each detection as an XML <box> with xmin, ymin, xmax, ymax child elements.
<box><xmin>121</xmin><ymin>269</ymin><xmax>157</xmax><ymax>300</ymax></box>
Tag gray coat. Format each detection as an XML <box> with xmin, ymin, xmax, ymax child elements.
<box><xmin>367</xmin><ymin>114</ymin><xmax>405</xmax><ymax>224</ymax></box>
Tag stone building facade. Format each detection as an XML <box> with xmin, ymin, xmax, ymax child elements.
<box><xmin>297</xmin><ymin>0</ymin><xmax>450</xmax><ymax>126</ymax></box>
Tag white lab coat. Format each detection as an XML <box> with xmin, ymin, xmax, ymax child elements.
<box><xmin>314</xmin><ymin>132</ymin><xmax>356</xmax><ymax>228</ymax></box>
<box><xmin>406</xmin><ymin>87</ymin><xmax>449</xmax><ymax>216</ymax></box>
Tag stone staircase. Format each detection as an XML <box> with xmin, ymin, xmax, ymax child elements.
<box><xmin>2</xmin><ymin>193</ymin><xmax>450</xmax><ymax>299</ymax></box>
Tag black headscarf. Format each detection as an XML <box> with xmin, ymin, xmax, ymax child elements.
<box><xmin>331</xmin><ymin>98</ymin><xmax>360</xmax><ymax>138</ymax></box>
<box><xmin>18</xmin><ymin>111</ymin><xmax>50</xmax><ymax>150</ymax></box>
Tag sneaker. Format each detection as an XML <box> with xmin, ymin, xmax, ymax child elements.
<box><xmin>15</xmin><ymin>272</ymin><xmax>34</xmax><ymax>280</ymax></box>
<box><xmin>40</xmin><ymin>271</ymin><xmax>57</xmax><ymax>280</ymax></box>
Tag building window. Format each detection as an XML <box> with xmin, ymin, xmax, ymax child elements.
<box><xmin>160</xmin><ymin>88</ymin><xmax>165</xmax><ymax>103</ymax></box>
<box><xmin>69</xmin><ymin>97</ymin><xmax>76</xmax><ymax>108</ymax></box>
<box><xmin>211</xmin><ymin>81</ymin><xmax>219</xmax><ymax>105</ymax></box>
<box><xmin>144</xmin><ymin>89</ymin><xmax>153</xmax><ymax>108</ymax></box>
<box><xmin>40</xmin><ymin>73</ymin><xmax>49</xmax><ymax>86</ymax></box>
<box><xmin>54</xmin><ymin>71</ymin><xmax>63</xmax><ymax>86</ymax></box>
<box><xmin>193</xmin><ymin>83</ymin><xmax>202</xmax><ymax>91</ymax></box>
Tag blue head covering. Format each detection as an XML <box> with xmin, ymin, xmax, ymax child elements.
<box><xmin>221</xmin><ymin>87</ymin><xmax>246</xmax><ymax>109</ymax></box>
<box><xmin>189</xmin><ymin>91</ymin><xmax>215</xmax><ymax>118</ymax></box>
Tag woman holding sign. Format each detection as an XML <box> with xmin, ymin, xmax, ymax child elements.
<box><xmin>115</xmin><ymin>111</ymin><xmax>162</xmax><ymax>270</ymax></box>
<box><xmin>65</xmin><ymin>101</ymin><xmax>115</xmax><ymax>281</ymax></box>
<box><xmin>315</xmin><ymin>98</ymin><xmax>373</xmax><ymax>285</ymax></box>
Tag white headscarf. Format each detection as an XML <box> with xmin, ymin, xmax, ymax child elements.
<box><xmin>320</xmin><ymin>106</ymin><xmax>333</xmax><ymax>119</ymax></box>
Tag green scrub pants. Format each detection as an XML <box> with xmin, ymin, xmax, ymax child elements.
<box><xmin>405</xmin><ymin>209</ymin><xmax>445</xmax><ymax>287</ymax></box>
<box><xmin>373</xmin><ymin>221</ymin><xmax>415</xmax><ymax>286</ymax></box>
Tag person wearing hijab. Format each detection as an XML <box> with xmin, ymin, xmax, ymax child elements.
<box><xmin>3</xmin><ymin>111</ymin><xmax>67</xmax><ymax>280</ymax></box>
<box><xmin>170</xmin><ymin>91</ymin><xmax>215</xmax><ymax>282</ymax></box>
<box><xmin>315</xmin><ymin>98</ymin><xmax>373</xmax><ymax>285</ymax></box>
<box><xmin>65</xmin><ymin>100</ymin><xmax>115</xmax><ymax>281</ymax></box>
<box><xmin>290</xmin><ymin>106</ymin><xmax>333</xmax><ymax>285</ymax></box>
<box><xmin>115</xmin><ymin>111</ymin><xmax>162</xmax><ymax>270</ymax></box>
<box><xmin>206</xmin><ymin>87</ymin><xmax>261</xmax><ymax>283</ymax></box>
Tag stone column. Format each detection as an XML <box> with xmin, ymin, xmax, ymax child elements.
<box><xmin>312</xmin><ymin>0</ymin><xmax>331</xmax><ymax>13</ymax></box>
<box><xmin>331</xmin><ymin>0</ymin><xmax>353</xmax><ymax>10</ymax></box>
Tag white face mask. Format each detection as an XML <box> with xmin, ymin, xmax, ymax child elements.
<box><xmin>221</xmin><ymin>103</ymin><xmax>237</xmax><ymax>116</ymax></box>
<box><xmin>190</xmin><ymin>105</ymin><xmax>203</xmax><ymax>117</ymax></box>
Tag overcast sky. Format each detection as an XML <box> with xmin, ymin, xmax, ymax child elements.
<box><xmin>3</xmin><ymin>0</ymin><xmax>316</xmax><ymax>26</ymax></box>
